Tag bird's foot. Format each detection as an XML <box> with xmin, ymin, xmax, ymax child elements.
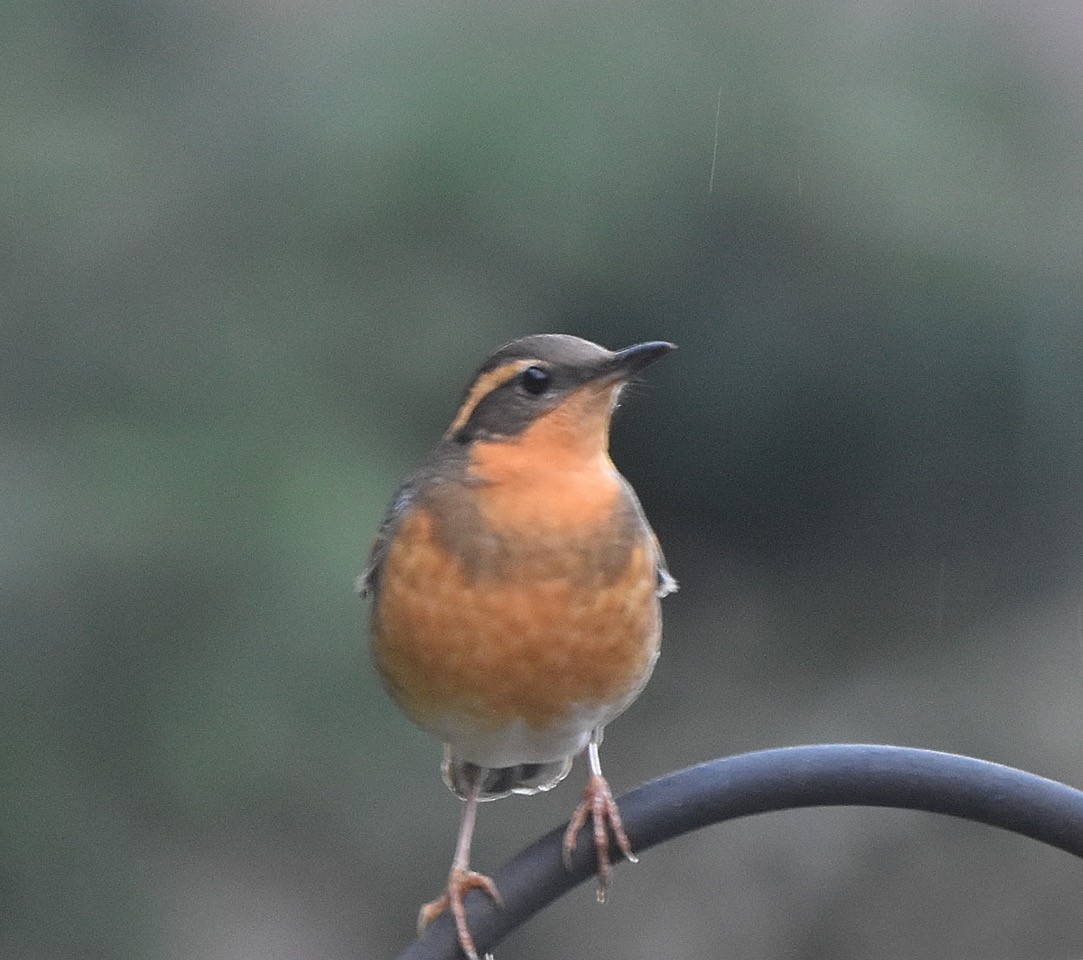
<box><xmin>562</xmin><ymin>772</ymin><xmax>638</xmax><ymax>902</ymax></box>
<box><xmin>418</xmin><ymin>865</ymin><xmax>502</xmax><ymax>960</ymax></box>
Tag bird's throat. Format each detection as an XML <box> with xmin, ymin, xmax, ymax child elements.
<box><xmin>466</xmin><ymin>383</ymin><xmax>621</xmax><ymax>529</ymax></box>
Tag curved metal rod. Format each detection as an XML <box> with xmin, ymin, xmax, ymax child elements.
<box><xmin>395</xmin><ymin>743</ymin><xmax>1083</xmax><ymax>959</ymax></box>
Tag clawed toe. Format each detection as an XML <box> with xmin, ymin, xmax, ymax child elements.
<box><xmin>418</xmin><ymin>866</ymin><xmax>502</xmax><ymax>960</ymax></box>
<box><xmin>562</xmin><ymin>773</ymin><xmax>637</xmax><ymax>902</ymax></box>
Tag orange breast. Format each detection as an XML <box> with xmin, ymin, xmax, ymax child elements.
<box><xmin>371</xmin><ymin>498</ymin><xmax>660</xmax><ymax>737</ymax></box>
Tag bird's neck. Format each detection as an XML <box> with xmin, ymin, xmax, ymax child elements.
<box><xmin>467</xmin><ymin>405</ymin><xmax>621</xmax><ymax>532</ymax></box>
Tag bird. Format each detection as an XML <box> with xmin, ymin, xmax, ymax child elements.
<box><xmin>359</xmin><ymin>333</ymin><xmax>676</xmax><ymax>959</ymax></box>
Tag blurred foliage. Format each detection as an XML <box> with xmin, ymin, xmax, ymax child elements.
<box><xmin>4</xmin><ymin>0</ymin><xmax>1083</xmax><ymax>957</ymax></box>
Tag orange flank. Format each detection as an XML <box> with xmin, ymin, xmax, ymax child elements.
<box><xmin>372</xmin><ymin>502</ymin><xmax>659</xmax><ymax>735</ymax></box>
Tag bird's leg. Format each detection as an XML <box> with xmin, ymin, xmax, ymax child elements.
<box><xmin>418</xmin><ymin>769</ymin><xmax>502</xmax><ymax>960</ymax></box>
<box><xmin>562</xmin><ymin>730</ymin><xmax>638</xmax><ymax>902</ymax></box>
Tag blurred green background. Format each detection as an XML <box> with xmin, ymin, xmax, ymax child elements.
<box><xmin>5</xmin><ymin>0</ymin><xmax>1083</xmax><ymax>957</ymax></box>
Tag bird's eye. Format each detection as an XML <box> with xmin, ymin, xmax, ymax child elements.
<box><xmin>519</xmin><ymin>365</ymin><xmax>552</xmax><ymax>395</ymax></box>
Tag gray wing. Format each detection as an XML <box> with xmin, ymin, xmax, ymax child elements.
<box><xmin>618</xmin><ymin>475</ymin><xmax>677</xmax><ymax>599</ymax></box>
<box><xmin>355</xmin><ymin>483</ymin><xmax>417</xmax><ymax>597</ymax></box>
<box><xmin>357</xmin><ymin>439</ymin><xmax>471</xmax><ymax>599</ymax></box>
<box><xmin>654</xmin><ymin>531</ymin><xmax>678</xmax><ymax>598</ymax></box>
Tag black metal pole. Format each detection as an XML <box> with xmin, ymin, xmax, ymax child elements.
<box><xmin>395</xmin><ymin>743</ymin><xmax>1083</xmax><ymax>960</ymax></box>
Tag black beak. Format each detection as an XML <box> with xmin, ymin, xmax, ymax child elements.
<box><xmin>605</xmin><ymin>341</ymin><xmax>676</xmax><ymax>380</ymax></box>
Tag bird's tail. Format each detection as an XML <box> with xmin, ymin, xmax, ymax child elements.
<box><xmin>442</xmin><ymin>750</ymin><xmax>573</xmax><ymax>801</ymax></box>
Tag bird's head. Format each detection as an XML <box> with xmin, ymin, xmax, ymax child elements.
<box><xmin>444</xmin><ymin>334</ymin><xmax>674</xmax><ymax>465</ymax></box>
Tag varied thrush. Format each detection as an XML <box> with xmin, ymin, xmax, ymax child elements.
<box><xmin>359</xmin><ymin>334</ymin><xmax>676</xmax><ymax>959</ymax></box>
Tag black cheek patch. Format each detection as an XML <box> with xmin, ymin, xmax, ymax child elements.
<box><xmin>455</xmin><ymin>382</ymin><xmax>561</xmax><ymax>442</ymax></box>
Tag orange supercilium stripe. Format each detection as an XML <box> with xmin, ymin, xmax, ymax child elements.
<box><xmin>445</xmin><ymin>360</ymin><xmax>532</xmax><ymax>436</ymax></box>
